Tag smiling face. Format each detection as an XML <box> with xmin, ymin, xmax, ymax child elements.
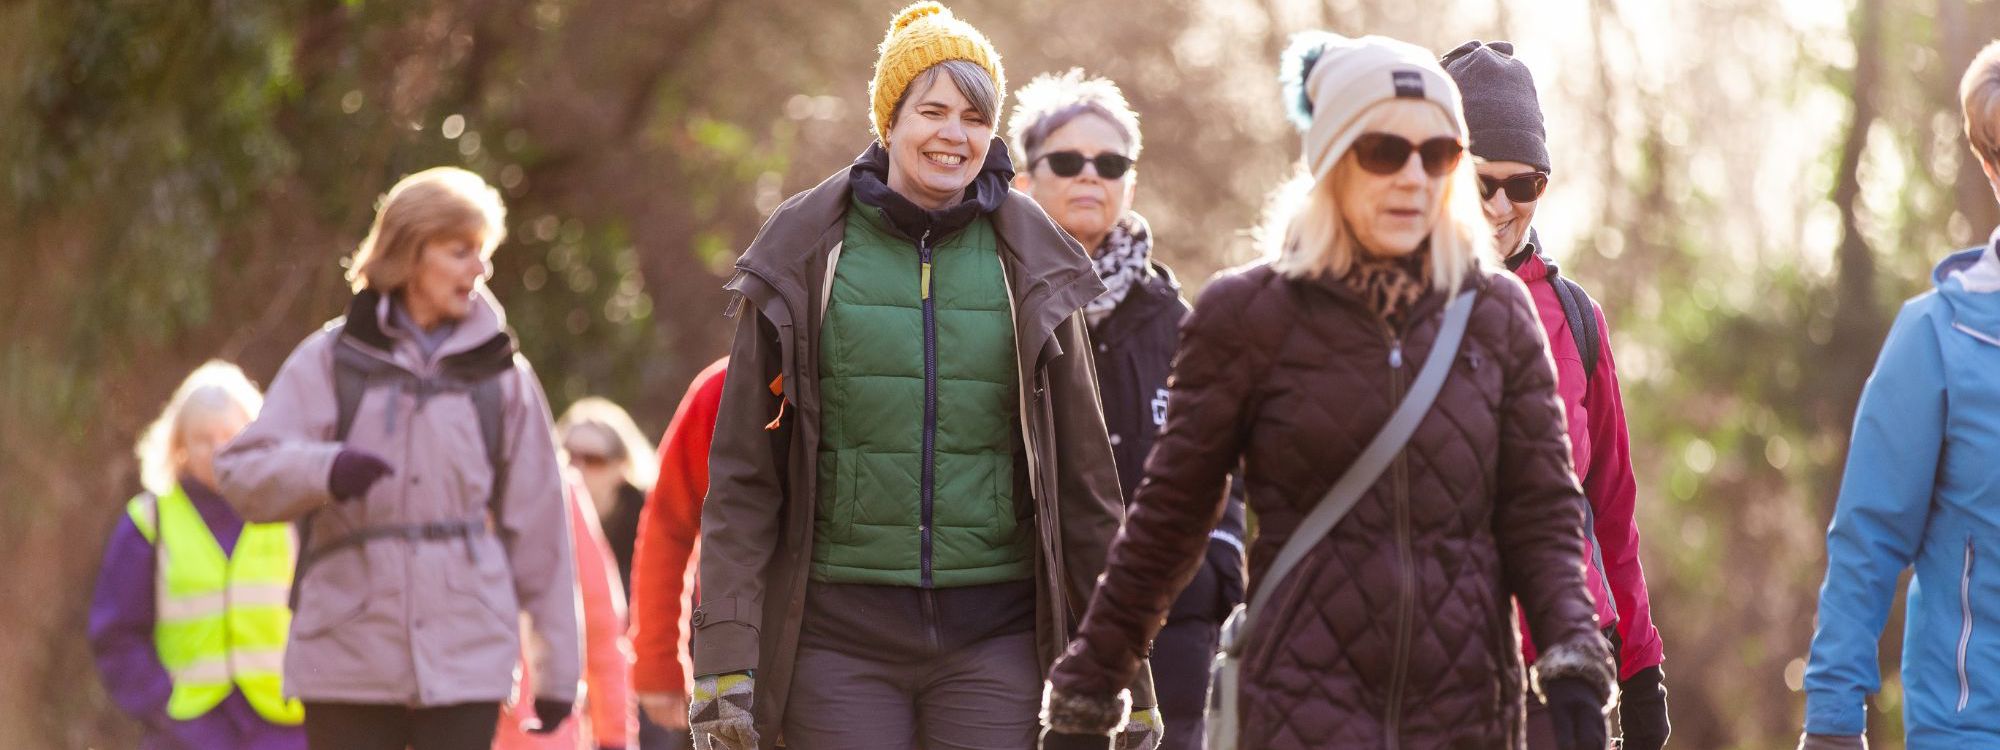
<box><xmin>402</xmin><ymin>230</ymin><xmax>490</xmax><ymax>329</ymax></box>
<box><xmin>1334</xmin><ymin>100</ymin><xmax>1460</xmax><ymax>258</ymax></box>
<box><xmin>885</xmin><ymin>67</ymin><xmax>995</xmax><ymax>211</ymax></box>
<box><xmin>1475</xmin><ymin>159</ymin><xmax>1542</xmax><ymax>258</ymax></box>
<box><xmin>1013</xmin><ymin>114</ymin><xmax>1135</xmax><ymax>253</ymax></box>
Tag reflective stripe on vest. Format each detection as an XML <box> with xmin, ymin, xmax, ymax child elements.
<box><xmin>126</xmin><ymin>486</ymin><xmax>305</xmax><ymax>726</ymax></box>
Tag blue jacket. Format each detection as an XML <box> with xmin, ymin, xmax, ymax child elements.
<box><xmin>1805</xmin><ymin>242</ymin><xmax>2000</xmax><ymax>744</ymax></box>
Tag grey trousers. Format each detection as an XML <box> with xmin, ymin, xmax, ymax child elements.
<box><xmin>783</xmin><ymin>581</ymin><xmax>1041</xmax><ymax>750</ymax></box>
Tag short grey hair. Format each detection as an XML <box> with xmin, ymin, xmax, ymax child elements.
<box><xmin>1007</xmin><ymin>68</ymin><xmax>1143</xmax><ymax>165</ymax></box>
<box><xmin>891</xmin><ymin>60</ymin><xmax>1000</xmax><ymax>130</ymax></box>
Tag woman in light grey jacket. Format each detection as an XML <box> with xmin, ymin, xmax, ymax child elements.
<box><xmin>216</xmin><ymin>167</ymin><xmax>579</xmax><ymax>750</ymax></box>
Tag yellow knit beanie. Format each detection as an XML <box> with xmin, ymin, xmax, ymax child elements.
<box><xmin>869</xmin><ymin>2</ymin><xmax>1006</xmax><ymax>145</ymax></box>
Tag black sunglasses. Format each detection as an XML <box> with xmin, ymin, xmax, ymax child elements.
<box><xmin>1351</xmin><ymin>133</ymin><xmax>1464</xmax><ymax>177</ymax></box>
<box><xmin>1034</xmin><ymin>150</ymin><xmax>1135</xmax><ymax>179</ymax></box>
<box><xmin>1477</xmin><ymin>171</ymin><xmax>1550</xmax><ymax>203</ymax></box>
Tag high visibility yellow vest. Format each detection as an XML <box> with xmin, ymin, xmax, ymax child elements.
<box><xmin>127</xmin><ymin>485</ymin><xmax>305</xmax><ymax>725</ymax></box>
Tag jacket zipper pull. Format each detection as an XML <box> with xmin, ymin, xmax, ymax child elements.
<box><xmin>1389</xmin><ymin>340</ymin><xmax>1404</xmax><ymax>369</ymax></box>
<box><xmin>919</xmin><ymin>230</ymin><xmax>933</xmax><ymax>301</ymax></box>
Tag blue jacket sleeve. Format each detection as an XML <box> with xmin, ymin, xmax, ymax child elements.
<box><xmin>88</xmin><ymin>514</ymin><xmax>176</xmax><ymax>729</ymax></box>
<box><xmin>1803</xmin><ymin>301</ymin><xmax>1948</xmax><ymax>735</ymax></box>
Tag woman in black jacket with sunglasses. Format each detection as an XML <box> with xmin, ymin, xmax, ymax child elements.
<box><xmin>1008</xmin><ymin>69</ymin><xmax>1248</xmax><ymax>750</ymax></box>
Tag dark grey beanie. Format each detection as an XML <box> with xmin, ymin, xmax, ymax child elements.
<box><xmin>1440</xmin><ymin>40</ymin><xmax>1551</xmax><ymax>174</ymax></box>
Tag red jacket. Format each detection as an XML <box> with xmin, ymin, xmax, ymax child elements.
<box><xmin>629</xmin><ymin>359</ymin><xmax>728</xmax><ymax>697</ymax></box>
<box><xmin>497</xmin><ymin>469</ymin><xmax>634</xmax><ymax>749</ymax></box>
<box><xmin>1513</xmin><ymin>250</ymin><xmax>1664</xmax><ymax>680</ymax></box>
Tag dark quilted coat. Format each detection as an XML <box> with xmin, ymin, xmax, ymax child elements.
<box><xmin>1047</xmin><ymin>261</ymin><xmax>1609</xmax><ymax>750</ymax></box>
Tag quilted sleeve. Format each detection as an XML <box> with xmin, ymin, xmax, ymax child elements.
<box><xmin>1048</xmin><ymin>270</ymin><xmax>1265</xmax><ymax>703</ymax></box>
<box><xmin>1485</xmin><ymin>275</ymin><xmax>1612</xmax><ymax>694</ymax></box>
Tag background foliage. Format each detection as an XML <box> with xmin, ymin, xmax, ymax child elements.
<box><xmin>4</xmin><ymin>0</ymin><xmax>1996</xmax><ymax>747</ymax></box>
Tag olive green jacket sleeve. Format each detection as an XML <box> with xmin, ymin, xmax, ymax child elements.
<box><xmin>1046</xmin><ymin>310</ymin><xmax>1157</xmax><ymax>708</ymax></box>
<box><xmin>691</xmin><ymin>293</ymin><xmax>788</xmax><ymax>679</ymax></box>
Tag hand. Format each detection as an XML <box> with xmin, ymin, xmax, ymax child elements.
<box><xmin>1115</xmin><ymin>706</ymin><xmax>1163</xmax><ymax>750</ymax></box>
<box><xmin>639</xmin><ymin>690</ymin><xmax>691</xmax><ymax>730</ymax></box>
<box><xmin>1616</xmin><ymin>666</ymin><xmax>1669</xmax><ymax>750</ymax></box>
<box><xmin>1544</xmin><ymin>677</ymin><xmax>1609</xmax><ymax>750</ymax></box>
<box><xmin>690</xmin><ymin>672</ymin><xmax>759</xmax><ymax>750</ymax></box>
<box><xmin>523</xmin><ymin>698</ymin><xmax>571</xmax><ymax>734</ymax></box>
<box><xmin>327</xmin><ymin>449</ymin><xmax>392</xmax><ymax>501</ymax></box>
<box><xmin>1796</xmin><ymin>734</ymin><xmax>1866</xmax><ymax>750</ymax></box>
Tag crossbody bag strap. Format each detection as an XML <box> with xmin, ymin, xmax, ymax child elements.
<box><xmin>1240</xmin><ymin>288</ymin><xmax>1478</xmax><ymax>633</ymax></box>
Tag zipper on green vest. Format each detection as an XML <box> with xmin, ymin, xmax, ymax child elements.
<box><xmin>918</xmin><ymin>228</ymin><xmax>938</xmax><ymax>588</ymax></box>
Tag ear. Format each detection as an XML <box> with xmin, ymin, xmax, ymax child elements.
<box><xmin>1012</xmin><ymin>172</ymin><xmax>1033</xmax><ymax>192</ymax></box>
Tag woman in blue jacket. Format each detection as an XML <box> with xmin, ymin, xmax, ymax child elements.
<box><xmin>1801</xmin><ymin>39</ymin><xmax>2000</xmax><ymax>750</ymax></box>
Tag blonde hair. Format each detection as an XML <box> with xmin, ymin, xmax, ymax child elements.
<box><xmin>346</xmin><ymin>167</ymin><xmax>508</xmax><ymax>292</ymax></box>
<box><xmin>1261</xmin><ymin>99</ymin><xmax>1490</xmax><ymax>295</ymax></box>
<box><xmin>134</xmin><ymin>361</ymin><xmax>264</xmax><ymax>496</ymax></box>
<box><xmin>1962</xmin><ymin>40</ymin><xmax>2000</xmax><ymax>167</ymax></box>
<box><xmin>555</xmin><ymin>397</ymin><xmax>658</xmax><ymax>492</ymax></box>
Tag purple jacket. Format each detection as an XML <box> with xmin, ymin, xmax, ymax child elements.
<box><xmin>88</xmin><ymin>478</ymin><xmax>307</xmax><ymax>750</ymax></box>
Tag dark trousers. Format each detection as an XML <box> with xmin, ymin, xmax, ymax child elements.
<box><xmin>638</xmin><ymin>704</ymin><xmax>694</xmax><ymax>750</ymax></box>
<box><xmin>301</xmin><ymin>701</ymin><xmax>499</xmax><ymax>750</ymax></box>
<box><xmin>783</xmin><ymin>581</ymin><xmax>1041</xmax><ymax>750</ymax></box>
<box><xmin>1152</xmin><ymin>618</ymin><xmax>1222</xmax><ymax>750</ymax></box>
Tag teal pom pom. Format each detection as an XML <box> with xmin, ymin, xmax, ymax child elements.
<box><xmin>1280</xmin><ymin>31</ymin><xmax>1340</xmax><ymax>131</ymax></box>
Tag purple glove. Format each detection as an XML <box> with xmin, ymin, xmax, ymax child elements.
<box><xmin>327</xmin><ymin>449</ymin><xmax>392</xmax><ymax>502</ymax></box>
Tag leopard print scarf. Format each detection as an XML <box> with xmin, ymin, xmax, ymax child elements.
<box><xmin>1341</xmin><ymin>246</ymin><xmax>1433</xmax><ymax>330</ymax></box>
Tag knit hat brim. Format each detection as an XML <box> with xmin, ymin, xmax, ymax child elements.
<box><xmin>1284</xmin><ymin>33</ymin><xmax>1468</xmax><ymax>185</ymax></box>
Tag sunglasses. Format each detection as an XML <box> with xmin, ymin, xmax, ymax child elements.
<box><xmin>1351</xmin><ymin>134</ymin><xmax>1465</xmax><ymax>177</ymax></box>
<box><xmin>567</xmin><ymin>450</ymin><xmax>618</xmax><ymax>469</ymax></box>
<box><xmin>1034</xmin><ymin>150</ymin><xmax>1135</xmax><ymax>179</ymax></box>
<box><xmin>1477</xmin><ymin>171</ymin><xmax>1550</xmax><ymax>203</ymax></box>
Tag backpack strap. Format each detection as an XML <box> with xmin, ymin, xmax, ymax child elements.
<box><xmin>1549</xmin><ymin>275</ymin><xmax>1601</xmax><ymax>385</ymax></box>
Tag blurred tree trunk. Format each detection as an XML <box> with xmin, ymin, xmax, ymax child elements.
<box><xmin>1821</xmin><ymin>0</ymin><xmax>1887</xmax><ymax>516</ymax></box>
<box><xmin>1941</xmin><ymin>0</ymin><xmax>2000</xmax><ymax>244</ymax></box>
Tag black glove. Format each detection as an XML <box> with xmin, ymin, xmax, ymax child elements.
<box><xmin>327</xmin><ymin>449</ymin><xmax>392</xmax><ymax>501</ymax></box>
<box><xmin>527</xmin><ymin>698</ymin><xmax>572</xmax><ymax>734</ymax></box>
<box><xmin>1040</xmin><ymin>728</ymin><xmax>1114</xmax><ymax>750</ymax></box>
<box><xmin>1544</xmin><ymin>677</ymin><xmax>1609</xmax><ymax>750</ymax></box>
<box><xmin>1618</xmin><ymin>666</ymin><xmax>1669</xmax><ymax>750</ymax></box>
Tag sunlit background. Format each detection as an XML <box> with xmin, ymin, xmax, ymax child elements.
<box><xmin>2</xmin><ymin>1</ymin><xmax>1990</xmax><ymax>747</ymax></box>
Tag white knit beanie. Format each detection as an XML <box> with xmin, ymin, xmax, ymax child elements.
<box><xmin>1280</xmin><ymin>32</ymin><xmax>1467</xmax><ymax>183</ymax></box>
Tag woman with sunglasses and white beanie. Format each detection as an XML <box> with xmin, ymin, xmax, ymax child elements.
<box><xmin>1443</xmin><ymin>40</ymin><xmax>1669</xmax><ymax>750</ymax></box>
<box><xmin>1039</xmin><ymin>32</ymin><xmax>1615</xmax><ymax>750</ymax></box>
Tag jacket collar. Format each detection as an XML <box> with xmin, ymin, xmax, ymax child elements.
<box><xmin>733</xmin><ymin>153</ymin><xmax>1105</xmax><ymax>353</ymax></box>
<box><xmin>847</xmin><ymin>140</ymin><xmax>1014</xmax><ymax>244</ymax></box>
<box><xmin>341</xmin><ymin>286</ymin><xmax>516</xmax><ymax>371</ymax></box>
<box><xmin>1504</xmin><ymin>227</ymin><xmax>1548</xmax><ymax>277</ymax></box>
<box><xmin>1092</xmin><ymin>261</ymin><xmax>1186</xmax><ymax>341</ymax></box>
<box><xmin>1935</xmin><ymin>241</ymin><xmax>2000</xmax><ymax>345</ymax></box>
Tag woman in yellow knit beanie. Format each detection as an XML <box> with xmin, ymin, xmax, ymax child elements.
<box><xmin>685</xmin><ymin>3</ymin><xmax>1159</xmax><ymax>750</ymax></box>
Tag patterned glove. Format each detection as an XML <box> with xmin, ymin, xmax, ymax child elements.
<box><xmin>690</xmin><ymin>672</ymin><xmax>759</xmax><ymax>750</ymax></box>
<box><xmin>1796</xmin><ymin>734</ymin><xmax>1866</xmax><ymax>750</ymax></box>
<box><xmin>1115</xmin><ymin>706</ymin><xmax>1163</xmax><ymax>750</ymax></box>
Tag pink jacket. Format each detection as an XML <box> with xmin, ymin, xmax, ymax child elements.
<box><xmin>1513</xmin><ymin>251</ymin><xmax>1664</xmax><ymax>680</ymax></box>
<box><xmin>495</xmin><ymin>471</ymin><xmax>634</xmax><ymax>749</ymax></box>
<box><xmin>216</xmin><ymin>287</ymin><xmax>580</xmax><ymax>706</ymax></box>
